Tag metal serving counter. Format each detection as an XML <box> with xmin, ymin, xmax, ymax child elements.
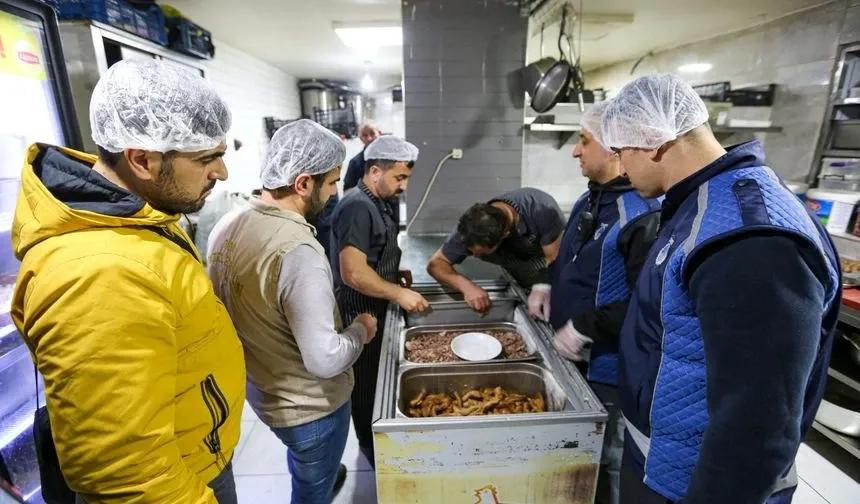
<box><xmin>371</xmin><ymin>281</ymin><xmax>607</xmax><ymax>504</ymax></box>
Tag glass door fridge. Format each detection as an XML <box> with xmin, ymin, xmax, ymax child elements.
<box><xmin>0</xmin><ymin>0</ymin><xmax>81</xmax><ymax>501</ymax></box>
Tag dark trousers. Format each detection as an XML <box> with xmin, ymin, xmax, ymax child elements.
<box><xmin>350</xmin><ymin>319</ymin><xmax>384</xmax><ymax>468</ymax></box>
<box><xmin>620</xmin><ymin>449</ymin><xmax>673</xmax><ymax>504</ymax></box>
<box><xmin>208</xmin><ymin>461</ymin><xmax>238</xmax><ymax>504</ymax></box>
<box><xmin>74</xmin><ymin>462</ymin><xmax>236</xmax><ymax>504</ymax></box>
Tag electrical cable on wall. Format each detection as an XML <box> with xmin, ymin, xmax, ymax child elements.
<box><xmin>405</xmin><ymin>151</ymin><xmax>458</xmax><ymax>235</ymax></box>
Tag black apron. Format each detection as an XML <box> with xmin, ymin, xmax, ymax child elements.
<box><xmin>336</xmin><ymin>182</ymin><xmax>401</xmax><ymax>467</ymax></box>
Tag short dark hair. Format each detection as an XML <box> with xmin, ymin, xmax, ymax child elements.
<box><xmin>96</xmin><ymin>146</ymin><xmax>123</xmax><ymax>168</ymax></box>
<box><xmin>457</xmin><ymin>203</ymin><xmax>507</xmax><ymax>249</ymax></box>
<box><xmin>265</xmin><ymin>171</ymin><xmax>330</xmax><ymax>195</ymax></box>
<box><xmin>364</xmin><ymin>159</ymin><xmax>415</xmax><ymax>175</ymax></box>
<box><xmin>96</xmin><ymin>146</ymin><xmax>177</xmax><ymax>169</ymax></box>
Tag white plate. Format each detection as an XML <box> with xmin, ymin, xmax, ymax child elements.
<box><xmin>451</xmin><ymin>332</ymin><xmax>502</xmax><ymax>362</ymax></box>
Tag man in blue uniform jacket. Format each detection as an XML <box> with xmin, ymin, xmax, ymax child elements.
<box><xmin>600</xmin><ymin>73</ymin><xmax>841</xmax><ymax>504</ymax></box>
<box><xmin>528</xmin><ymin>102</ymin><xmax>661</xmax><ymax>504</ymax></box>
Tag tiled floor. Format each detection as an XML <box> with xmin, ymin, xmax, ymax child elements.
<box><xmin>233</xmin><ymin>402</ymin><xmax>860</xmax><ymax>504</ymax></box>
<box><xmin>234</xmin><ymin>404</ymin><xmax>376</xmax><ymax>504</ymax></box>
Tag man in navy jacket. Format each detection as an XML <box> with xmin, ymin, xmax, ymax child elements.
<box><xmin>528</xmin><ymin>102</ymin><xmax>661</xmax><ymax>504</ymax></box>
<box><xmin>600</xmin><ymin>73</ymin><xmax>841</xmax><ymax>504</ymax></box>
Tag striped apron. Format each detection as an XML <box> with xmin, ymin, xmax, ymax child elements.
<box><xmin>335</xmin><ymin>182</ymin><xmax>401</xmax><ymax>467</ymax></box>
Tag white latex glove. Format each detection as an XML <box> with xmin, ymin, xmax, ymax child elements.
<box><xmin>527</xmin><ymin>283</ymin><xmax>552</xmax><ymax>322</ymax></box>
<box><xmin>554</xmin><ymin>321</ymin><xmax>593</xmax><ymax>362</ymax></box>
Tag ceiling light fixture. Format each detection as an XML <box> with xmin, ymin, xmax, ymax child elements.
<box><xmin>334</xmin><ymin>23</ymin><xmax>402</xmax><ymax>48</ymax></box>
<box><xmin>361</xmin><ymin>74</ymin><xmax>374</xmax><ymax>92</ymax></box>
<box><xmin>678</xmin><ymin>63</ymin><xmax>713</xmax><ymax>73</ymax></box>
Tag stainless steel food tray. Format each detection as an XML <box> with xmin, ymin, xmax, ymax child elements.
<box><xmin>405</xmin><ymin>291</ymin><xmax>519</xmax><ymax>327</ymax></box>
<box><xmin>399</xmin><ymin>308</ymin><xmax>541</xmax><ymax>366</ymax></box>
<box><xmin>395</xmin><ymin>361</ymin><xmax>572</xmax><ymax>419</ymax></box>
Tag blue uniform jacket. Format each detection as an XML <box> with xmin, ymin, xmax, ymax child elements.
<box><xmin>619</xmin><ymin>141</ymin><xmax>841</xmax><ymax>503</ymax></box>
<box><xmin>550</xmin><ymin>177</ymin><xmax>661</xmax><ymax>386</ymax></box>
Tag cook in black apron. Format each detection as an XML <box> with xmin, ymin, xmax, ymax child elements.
<box><xmin>330</xmin><ymin>181</ymin><xmax>405</xmax><ymax>467</ymax></box>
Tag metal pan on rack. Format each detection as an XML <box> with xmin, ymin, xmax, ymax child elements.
<box><xmin>395</xmin><ymin>362</ymin><xmax>573</xmax><ymax>420</ymax></box>
<box><xmin>399</xmin><ymin>309</ymin><xmax>542</xmax><ymax>367</ymax></box>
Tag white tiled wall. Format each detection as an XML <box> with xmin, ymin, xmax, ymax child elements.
<box><xmin>521</xmin><ymin>132</ymin><xmax>589</xmax><ymax>213</ymax></box>
<box><xmin>201</xmin><ymin>41</ymin><xmax>302</xmax><ymax>195</ymax></box>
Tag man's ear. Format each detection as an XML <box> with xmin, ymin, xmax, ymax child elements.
<box><xmin>124</xmin><ymin>149</ymin><xmax>158</xmax><ymax>181</ymax></box>
<box><xmin>293</xmin><ymin>173</ymin><xmax>313</xmax><ymax>197</ymax></box>
<box><xmin>650</xmin><ymin>146</ymin><xmax>665</xmax><ymax>162</ymax></box>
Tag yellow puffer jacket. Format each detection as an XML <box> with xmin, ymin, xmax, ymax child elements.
<box><xmin>11</xmin><ymin>144</ymin><xmax>245</xmax><ymax>503</ymax></box>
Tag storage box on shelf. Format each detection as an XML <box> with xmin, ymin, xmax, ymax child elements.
<box><xmin>164</xmin><ymin>15</ymin><xmax>213</xmax><ymax>59</ymax></box>
<box><xmin>48</xmin><ymin>0</ymin><xmax>167</xmax><ymax>45</ymax></box>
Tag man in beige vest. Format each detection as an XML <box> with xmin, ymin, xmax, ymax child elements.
<box><xmin>207</xmin><ymin>119</ymin><xmax>377</xmax><ymax>504</ymax></box>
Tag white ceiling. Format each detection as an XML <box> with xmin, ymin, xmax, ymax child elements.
<box><xmin>168</xmin><ymin>0</ymin><xmax>833</xmax><ymax>85</ymax></box>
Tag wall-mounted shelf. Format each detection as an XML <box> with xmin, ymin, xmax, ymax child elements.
<box><xmin>524</xmin><ymin>122</ymin><xmax>579</xmax><ymax>149</ymax></box>
<box><xmin>526</xmin><ymin>123</ymin><xmax>579</xmax><ymax>132</ymax></box>
<box><xmin>712</xmin><ymin>125</ymin><xmax>783</xmax><ymax>134</ymax></box>
<box><xmin>835</xmin><ymin>98</ymin><xmax>860</xmax><ymax>106</ymax></box>
<box><xmin>824</xmin><ymin>149</ymin><xmax>860</xmax><ymax>158</ymax></box>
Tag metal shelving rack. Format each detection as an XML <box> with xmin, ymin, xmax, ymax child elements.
<box><xmin>825</xmin><ymin>304</ymin><xmax>860</xmax><ymax>459</ymax></box>
<box><xmin>808</xmin><ymin>41</ymin><xmax>860</xmax><ymax>184</ymax></box>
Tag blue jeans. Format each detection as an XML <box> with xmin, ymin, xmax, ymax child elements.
<box><xmin>271</xmin><ymin>400</ymin><xmax>351</xmax><ymax>504</ymax></box>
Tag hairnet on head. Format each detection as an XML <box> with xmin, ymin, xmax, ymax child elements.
<box><xmin>580</xmin><ymin>101</ymin><xmax>611</xmax><ymax>148</ymax></box>
<box><xmin>90</xmin><ymin>59</ymin><xmax>231</xmax><ymax>153</ymax></box>
<box><xmin>260</xmin><ymin>119</ymin><xmax>345</xmax><ymax>189</ymax></box>
<box><xmin>601</xmin><ymin>73</ymin><xmax>709</xmax><ymax>150</ymax></box>
<box><xmin>364</xmin><ymin>135</ymin><xmax>419</xmax><ymax>162</ymax></box>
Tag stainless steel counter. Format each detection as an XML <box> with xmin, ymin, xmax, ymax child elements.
<box><xmin>371</xmin><ymin>280</ymin><xmax>606</xmax><ymax>504</ymax></box>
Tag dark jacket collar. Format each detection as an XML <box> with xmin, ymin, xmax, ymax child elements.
<box><xmin>34</xmin><ymin>145</ymin><xmax>145</xmax><ymax>217</ymax></box>
<box><xmin>588</xmin><ymin>176</ymin><xmax>634</xmax><ymax>206</ymax></box>
<box><xmin>662</xmin><ymin>140</ymin><xmax>765</xmax><ymax>222</ymax></box>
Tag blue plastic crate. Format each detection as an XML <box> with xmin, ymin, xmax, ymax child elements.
<box><xmin>164</xmin><ymin>16</ymin><xmax>213</xmax><ymax>59</ymax></box>
<box><xmin>51</xmin><ymin>1</ymin><xmax>166</xmax><ymax>46</ymax></box>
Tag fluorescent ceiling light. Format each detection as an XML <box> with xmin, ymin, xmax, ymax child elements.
<box><xmin>361</xmin><ymin>74</ymin><xmax>374</xmax><ymax>91</ymax></box>
<box><xmin>678</xmin><ymin>63</ymin><xmax>712</xmax><ymax>73</ymax></box>
<box><xmin>334</xmin><ymin>25</ymin><xmax>402</xmax><ymax>48</ymax></box>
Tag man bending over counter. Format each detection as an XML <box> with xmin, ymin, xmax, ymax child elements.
<box><xmin>426</xmin><ymin>188</ymin><xmax>565</xmax><ymax>314</ymax></box>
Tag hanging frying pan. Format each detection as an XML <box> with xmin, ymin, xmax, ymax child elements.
<box><xmin>529</xmin><ymin>58</ymin><xmax>572</xmax><ymax>113</ymax></box>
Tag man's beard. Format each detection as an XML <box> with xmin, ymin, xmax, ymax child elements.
<box><xmin>146</xmin><ymin>159</ymin><xmax>213</xmax><ymax>215</ymax></box>
<box><xmin>304</xmin><ymin>186</ymin><xmax>328</xmax><ymax>222</ymax></box>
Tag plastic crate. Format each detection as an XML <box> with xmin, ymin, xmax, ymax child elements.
<box><xmin>164</xmin><ymin>16</ymin><xmax>213</xmax><ymax>59</ymax></box>
<box><xmin>51</xmin><ymin>1</ymin><xmax>167</xmax><ymax>46</ymax></box>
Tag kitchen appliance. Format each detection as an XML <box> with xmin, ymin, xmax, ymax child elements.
<box><xmin>373</xmin><ymin>281</ymin><xmax>606</xmax><ymax>503</ymax></box>
<box><xmin>0</xmin><ymin>1</ymin><xmax>82</xmax><ymax>501</ymax></box>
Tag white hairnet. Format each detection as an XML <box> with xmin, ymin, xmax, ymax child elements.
<box><xmin>260</xmin><ymin>119</ymin><xmax>345</xmax><ymax>189</ymax></box>
<box><xmin>364</xmin><ymin>135</ymin><xmax>419</xmax><ymax>162</ymax></box>
<box><xmin>601</xmin><ymin>73</ymin><xmax>709</xmax><ymax>150</ymax></box>
<box><xmin>90</xmin><ymin>59</ymin><xmax>231</xmax><ymax>153</ymax></box>
<box><xmin>580</xmin><ymin>101</ymin><xmax>611</xmax><ymax>148</ymax></box>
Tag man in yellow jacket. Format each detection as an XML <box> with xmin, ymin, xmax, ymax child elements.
<box><xmin>10</xmin><ymin>59</ymin><xmax>245</xmax><ymax>503</ymax></box>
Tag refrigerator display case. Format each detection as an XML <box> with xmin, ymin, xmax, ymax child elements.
<box><xmin>0</xmin><ymin>0</ymin><xmax>82</xmax><ymax>500</ymax></box>
<box><xmin>372</xmin><ymin>281</ymin><xmax>607</xmax><ymax>504</ymax></box>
